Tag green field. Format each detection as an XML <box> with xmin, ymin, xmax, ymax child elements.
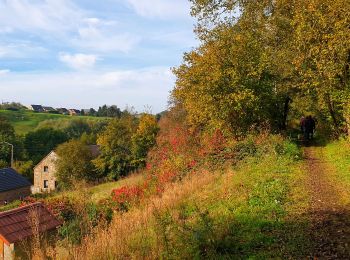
<box><xmin>0</xmin><ymin>109</ymin><xmax>104</xmax><ymax>135</ymax></box>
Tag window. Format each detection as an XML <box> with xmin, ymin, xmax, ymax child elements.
<box><xmin>44</xmin><ymin>180</ymin><xmax>48</xmax><ymax>188</ymax></box>
<box><xmin>44</xmin><ymin>166</ymin><xmax>49</xmax><ymax>172</ymax></box>
<box><xmin>55</xmin><ymin>181</ymin><xmax>58</xmax><ymax>188</ymax></box>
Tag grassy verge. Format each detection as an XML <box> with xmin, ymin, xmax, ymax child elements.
<box><xmin>58</xmin><ymin>148</ymin><xmax>310</xmax><ymax>259</ymax></box>
<box><xmin>323</xmin><ymin>139</ymin><xmax>350</xmax><ymax>204</ymax></box>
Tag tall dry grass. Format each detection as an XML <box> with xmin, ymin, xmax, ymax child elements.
<box><xmin>55</xmin><ymin>169</ymin><xmax>220</xmax><ymax>259</ymax></box>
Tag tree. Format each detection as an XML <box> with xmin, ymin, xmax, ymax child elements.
<box><xmin>13</xmin><ymin>160</ymin><xmax>34</xmax><ymax>182</ymax></box>
<box><xmin>65</xmin><ymin>119</ymin><xmax>91</xmax><ymax>139</ymax></box>
<box><xmin>55</xmin><ymin>140</ymin><xmax>95</xmax><ymax>188</ymax></box>
<box><xmin>96</xmin><ymin>105</ymin><xmax>122</xmax><ymax>118</ymax></box>
<box><xmin>174</xmin><ymin>0</ymin><xmax>350</xmax><ymax>136</ymax></box>
<box><xmin>89</xmin><ymin>108</ymin><xmax>97</xmax><ymax>116</ymax></box>
<box><xmin>173</xmin><ymin>3</ymin><xmax>284</xmax><ymax>135</ymax></box>
<box><xmin>24</xmin><ymin>128</ymin><xmax>68</xmax><ymax>164</ymax></box>
<box><xmin>131</xmin><ymin>114</ymin><xmax>159</xmax><ymax>168</ymax></box>
<box><xmin>0</xmin><ymin>116</ymin><xmax>22</xmax><ymax>165</ymax></box>
<box><xmin>94</xmin><ymin>116</ymin><xmax>137</xmax><ymax>180</ymax></box>
<box><xmin>290</xmin><ymin>0</ymin><xmax>350</xmax><ymax>132</ymax></box>
<box><xmin>0</xmin><ymin>116</ymin><xmax>15</xmax><ymax>138</ymax></box>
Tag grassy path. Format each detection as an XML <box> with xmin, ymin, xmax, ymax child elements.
<box><xmin>304</xmin><ymin>146</ymin><xmax>350</xmax><ymax>258</ymax></box>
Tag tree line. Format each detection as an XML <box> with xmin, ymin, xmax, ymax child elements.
<box><xmin>172</xmin><ymin>0</ymin><xmax>349</xmax><ymax>137</ymax></box>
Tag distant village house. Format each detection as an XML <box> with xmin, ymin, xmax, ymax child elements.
<box><xmin>68</xmin><ymin>109</ymin><xmax>81</xmax><ymax>116</ymax></box>
<box><xmin>0</xmin><ymin>168</ymin><xmax>31</xmax><ymax>205</ymax></box>
<box><xmin>56</xmin><ymin>108</ymin><xmax>69</xmax><ymax>115</ymax></box>
<box><xmin>0</xmin><ymin>202</ymin><xmax>61</xmax><ymax>259</ymax></box>
<box><xmin>42</xmin><ymin>106</ymin><xmax>56</xmax><ymax>112</ymax></box>
<box><xmin>27</xmin><ymin>105</ymin><xmax>44</xmax><ymax>113</ymax></box>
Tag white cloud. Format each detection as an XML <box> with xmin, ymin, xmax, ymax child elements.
<box><xmin>74</xmin><ymin>21</ymin><xmax>140</xmax><ymax>53</ymax></box>
<box><xmin>0</xmin><ymin>1</ymin><xmax>140</xmax><ymax>54</ymax></box>
<box><xmin>0</xmin><ymin>0</ymin><xmax>83</xmax><ymax>33</ymax></box>
<box><xmin>126</xmin><ymin>0</ymin><xmax>191</xmax><ymax>19</ymax></box>
<box><xmin>0</xmin><ymin>67</ymin><xmax>174</xmax><ymax>112</ymax></box>
<box><xmin>59</xmin><ymin>53</ymin><xmax>98</xmax><ymax>70</ymax></box>
<box><xmin>0</xmin><ymin>69</ymin><xmax>10</xmax><ymax>76</ymax></box>
<box><xmin>0</xmin><ymin>42</ymin><xmax>47</xmax><ymax>58</ymax></box>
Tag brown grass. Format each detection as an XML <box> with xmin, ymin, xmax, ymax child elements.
<box><xmin>55</xmin><ymin>169</ymin><xmax>220</xmax><ymax>259</ymax></box>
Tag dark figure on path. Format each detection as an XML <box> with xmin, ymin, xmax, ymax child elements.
<box><xmin>304</xmin><ymin>115</ymin><xmax>316</xmax><ymax>140</ymax></box>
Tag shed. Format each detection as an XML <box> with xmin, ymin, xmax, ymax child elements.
<box><xmin>0</xmin><ymin>203</ymin><xmax>61</xmax><ymax>259</ymax></box>
<box><xmin>0</xmin><ymin>168</ymin><xmax>31</xmax><ymax>205</ymax></box>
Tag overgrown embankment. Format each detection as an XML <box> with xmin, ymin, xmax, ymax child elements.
<box><xmin>50</xmin><ymin>134</ymin><xmax>310</xmax><ymax>259</ymax></box>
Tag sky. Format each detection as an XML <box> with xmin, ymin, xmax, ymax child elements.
<box><xmin>0</xmin><ymin>0</ymin><xmax>197</xmax><ymax>113</ymax></box>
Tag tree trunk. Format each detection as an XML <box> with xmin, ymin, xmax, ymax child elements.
<box><xmin>345</xmin><ymin>101</ymin><xmax>350</xmax><ymax>138</ymax></box>
<box><xmin>325</xmin><ymin>93</ymin><xmax>339</xmax><ymax>130</ymax></box>
<box><xmin>281</xmin><ymin>96</ymin><xmax>291</xmax><ymax>130</ymax></box>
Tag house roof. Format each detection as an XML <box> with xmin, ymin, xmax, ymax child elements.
<box><xmin>0</xmin><ymin>168</ymin><xmax>31</xmax><ymax>193</ymax></box>
<box><xmin>43</xmin><ymin>106</ymin><xmax>56</xmax><ymax>111</ymax></box>
<box><xmin>30</xmin><ymin>105</ymin><xmax>43</xmax><ymax>111</ymax></box>
<box><xmin>69</xmin><ymin>109</ymin><xmax>81</xmax><ymax>113</ymax></box>
<box><xmin>33</xmin><ymin>151</ymin><xmax>57</xmax><ymax>170</ymax></box>
<box><xmin>57</xmin><ymin>108</ymin><xmax>68</xmax><ymax>112</ymax></box>
<box><xmin>0</xmin><ymin>202</ymin><xmax>61</xmax><ymax>245</ymax></box>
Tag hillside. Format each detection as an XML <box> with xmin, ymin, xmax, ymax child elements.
<box><xmin>0</xmin><ymin>110</ymin><xmax>105</xmax><ymax>135</ymax></box>
<box><xmin>50</xmin><ymin>138</ymin><xmax>350</xmax><ymax>259</ymax></box>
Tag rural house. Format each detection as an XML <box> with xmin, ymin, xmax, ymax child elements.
<box><xmin>33</xmin><ymin>145</ymin><xmax>100</xmax><ymax>193</ymax></box>
<box><xmin>0</xmin><ymin>168</ymin><xmax>31</xmax><ymax>205</ymax></box>
<box><xmin>68</xmin><ymin>109</ymin><xmax>81</xmax><ymax>116</ymax></box>
<box><xmin>42</xmin><ymin>106</ymin><xmax>56</xmax><ymax>112</ymax></box>
<box><xmin>0</xmin><ymin>202</ymin><xmax>61</xmax><ymax>260</ymax></box>
<box><xmin>27</xmin><ymin>105</ymin><xmax>43</xmax><ymax>112</ymax></box>
<box><xmin>56</xmin><ymin>108</ymin><xmax>69</xmax><ymax>115</ymax></box>
<box><xmin>32</xmin><ymin>151</ymin><xmax>58</xmax><ymax>194</ymax></box>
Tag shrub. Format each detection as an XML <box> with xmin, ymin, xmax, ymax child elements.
<box><xmin>112</xmin><ymin>186</ymin><xmax>144</xmax><ymax>211</ymax></box>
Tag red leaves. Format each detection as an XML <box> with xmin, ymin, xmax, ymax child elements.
<box><xmin>112</xmin><ymin>186</ymin><xmax>143</xmax><ymax>205</ymax></box>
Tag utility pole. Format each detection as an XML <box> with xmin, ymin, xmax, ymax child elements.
<box><xmin>1</xmin><ymin>142</ymin><xmax>14</xmax><ymax>168</ymax></box>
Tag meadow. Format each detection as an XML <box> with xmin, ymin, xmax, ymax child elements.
<box><xmin>0</xmin><ymin>110</ymin><xmax>103</xmax><ymax>135</ymax></box>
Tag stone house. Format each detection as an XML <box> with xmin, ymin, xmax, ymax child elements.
<box><xmin>32</xmin><ymin>151</ymin><xmax>58</xmax><ymax>194</ymax></box>
<box><xmin>33</xmin><ymin>145</ymin><xmax>100</xmax><ymax>193</ymax></box>
<box><xmin>0</xmin><ymin>202</ymin><xmax>61</xmax><ymax>260</ymax></box>
<box><xmin>0</xmin><ymin>168</ymin><xmax>31</xmax><ymax>205</ymax></box>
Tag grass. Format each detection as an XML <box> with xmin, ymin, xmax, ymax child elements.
<box><xmin>48</xmin><ymin>173</ymin><xmax>144</xmax><ymax>203</ymax></box>
<box><xmin>323</xmin><ymin>139</ymin><xmax>350</xmax><ymax>204</ymax></box>
<box><xmin>0</xmin><ymin>109</ymin><xmax>103</xmax><ymax>135</ymax></box>
<box><xmin>0</xmin><ymin>174</ymin><xmax>144</xmax><ymax>213</ymax></box>
<box><xmin>54</xmin><ymin>151</ymin><xmax>310</xmax><ymax>259</ymax></box>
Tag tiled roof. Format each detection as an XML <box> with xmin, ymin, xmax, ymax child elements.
<box><xmin>30</xmin><ymin>105</ymin><xmax>43</xmax><ymax>111</ymax></box>
<box><xmin>69</xmin><ymin>109</ymin><xmax>81</xmax><ymax>113</ymax></box>
<box><xmin>43</xmin><ymin>106</ymin><xmax>56</xmax><ymax>111</ymax></box>
<box><xmin>0</xmin><ymin>203</ymin><xmax>61</xmax><ymax>245</ymax></box>
<box><xmin>0</xmin><ymin>168</ymin><xmax>31</xmax><ymax>193</ymax></box>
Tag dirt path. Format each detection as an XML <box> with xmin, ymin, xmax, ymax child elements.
<box><xmin>304</xmin><ymin>147</ymin><xmax>350</xmax><ymax>259</ymax></box>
